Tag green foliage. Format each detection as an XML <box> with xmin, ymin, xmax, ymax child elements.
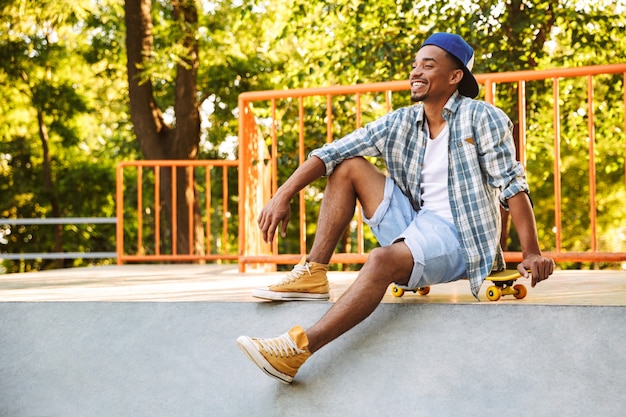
<box><xmin>0</xmin><ymin>0</ymin><xmax>135</xmax><ymax>272</ymax></box>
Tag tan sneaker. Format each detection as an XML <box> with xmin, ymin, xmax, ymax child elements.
<box><xmin>237</xmin><ymin>325</ymin><xmax>312</xmax><ymax>384</ymax></box>
<box><xmin>252</xmin><ymin>255</ymin><xmax>330</xmax><ymax>301</ymax></box>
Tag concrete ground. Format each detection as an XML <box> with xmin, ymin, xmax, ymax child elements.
<box><xmin>1</xmin><ymin>265</ymin><xmax>625</xmax><ymax>417</ymax></box>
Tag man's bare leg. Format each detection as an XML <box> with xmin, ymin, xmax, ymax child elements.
<box><xmin>237</xmin><ymin>240</ymin><xmax>415</xmax><ymax>383</ymax></box>
<box><xmin>239</xmin><ymin>166</ymin><xmax>415</xmax><ymax>381</ymax></box>
<box><xmin>251</xmin><ymin>157</ymin><xmax>387</xmax><ymax>300</ymax></box>
<box><xmin>306</xmin><ymin>241</ymin><xmax>414</xmax><ymax>353</ymax></box>
<box><xmin>307</xmin><ymin>157</ymin><xmax>386</xmax><ymax>264</ymax></box>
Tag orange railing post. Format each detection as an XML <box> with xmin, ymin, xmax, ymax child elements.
<box><xmin>236</xmin><ymin>98</ymin><xmax>273</xmax><ymax>272</ymax></box>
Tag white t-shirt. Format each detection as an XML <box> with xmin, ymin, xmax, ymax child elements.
<box><xmin>420</xmin><ymin>123</ymin><xmax>453</xmax><ymax>223</ymax></box>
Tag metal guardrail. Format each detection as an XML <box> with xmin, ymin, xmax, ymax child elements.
<box><xmin>115</xmin><ymin>160</ymin><xmax>239</xmax><ymax>264</ymax></box>
<box><xmin>0</xmin><ymin>218</ymin><xmax>117</xmax><ymax>225</ymax></box>
<box><xmin>0</xmin><ymin>217</ymin><xmax>117</xmax><ymax>261</ymax></box>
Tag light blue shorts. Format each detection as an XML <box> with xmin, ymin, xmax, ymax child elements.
<box><xmin>363</xmin><ymin>177</ymin><xmax>467</xmax><ymax>289</ymax></box>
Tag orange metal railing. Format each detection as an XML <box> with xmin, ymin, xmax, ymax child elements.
<box><xmin>115</xmin><ymin>64</ymin><xmax>626</xmax><ymax>269</ymax></box>
<box><xmin>238</xmin><ymin>63</ymin><xmax>626</xmax><ymax>270</ymax></box>
<box><xmin>116</xmin><ymin>160</ymin><xmax>238</xmax><ymax>264</ymax></box>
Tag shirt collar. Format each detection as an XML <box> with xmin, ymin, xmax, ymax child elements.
<box><xmin>443</xmin><ymin>91</ymin><xmax>464</xmax><ymax>116</ymax></box>
<box><xmin>415</xmin><ymin>90</ymin><xmax>466</xmax><ymax>123</ymax></box>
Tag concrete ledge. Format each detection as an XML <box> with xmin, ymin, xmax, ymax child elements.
<box><xmin>1</xmin><ymin>302</ymin><xmax>624</xmax><ymax>417</ymax></box>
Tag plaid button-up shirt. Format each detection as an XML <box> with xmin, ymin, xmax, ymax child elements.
<box><xmin>310</xmin><ymin>91</ymin><xmax>529</xmax><ymax>298</ymax></box>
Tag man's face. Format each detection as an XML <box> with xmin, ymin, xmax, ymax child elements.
<box><xmin>409</xmin><ymin>45</ymin><xmax>462</xmax><ymax>103</ymax></box>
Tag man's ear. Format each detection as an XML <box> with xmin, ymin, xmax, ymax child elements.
<box><xmin>451</xmin><ymin>69</ymin><xmax>464</xmax><ymax>86</ymax></box>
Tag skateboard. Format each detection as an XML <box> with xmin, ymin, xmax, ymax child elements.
<box><xmin>390</xmin><ymin>269</ymin><xmax>528</xmax><ymax>301</ymax></box>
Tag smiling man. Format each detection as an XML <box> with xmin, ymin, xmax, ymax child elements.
<box><xmin>237</xmin><ymin>32</ymin><xmax>555</xmax><ymax>384</ymax></box>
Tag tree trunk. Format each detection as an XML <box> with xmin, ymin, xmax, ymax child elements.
<box><xmin>125</xmin><ymin>0</ymin><xmax>203</xmax><ymax>257</ymax></box>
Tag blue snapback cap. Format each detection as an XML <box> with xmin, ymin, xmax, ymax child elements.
<box><xmin>421</xmin><ymin>32</ymin><xmax>479</xmax><ymax>98</ymax></box>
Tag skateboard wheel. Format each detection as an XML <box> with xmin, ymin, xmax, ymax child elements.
<box><xmin>513</xmin><ymin>284</ymin><xmax>527</xmax><ymax>299</ymax></box>
<box><xmin>486</xmin><ymin>285</ymin><xmax>501</xmax><ymax>301</ymax></box>
<box><xmin>391</xmin><ymin>286</ymin><xmax>404</xmax><ymax>297</ymax></box>
<box><xmin>417</xmin><ymin>287</ymin><xmax>430</xmax><ymax>296</ymax></box>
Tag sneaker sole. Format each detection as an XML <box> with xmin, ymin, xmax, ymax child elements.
<box><xmin>252</xmin><ymin>288</ymin><xmax>330</xmax><ymax>301</ymax></box>
<box><xmin>236</xmin><ymin>336</ymin><xmax>293</xmax><ymax>384</ymax></box>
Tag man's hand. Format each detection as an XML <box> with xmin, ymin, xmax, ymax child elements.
<box><xmin>517</xmin><ymin>253</ymin><xmax>555</xmax><ymax>287</ymax></box>
<box><xmin>507</xmin><ymin>192</ymin><xmax>555</xmax><ymax>287</ymax></box>
<box><xmin>257</xmin><ymin>196</ymin><xmax>291</xmax><ymax>244</ymax></box>
<box><xmin>256</xmin><ymin>156</ymin><xmax>327</xmax><ymax>244</ymax></box>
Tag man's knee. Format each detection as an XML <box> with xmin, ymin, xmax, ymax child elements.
<box><xmin>365</xmin><ymin>245</ymin><xmax>413</xmax><ymax>286</ymax></box>
<box><xmin>330</xmin><ymin>158</ymin><xmax>386</xmax><ymax>217</ymax></box>
<box><xmin>329</xmin><ymin>157</ymin><xmax>368</xmax><ymax>182</ymax></box>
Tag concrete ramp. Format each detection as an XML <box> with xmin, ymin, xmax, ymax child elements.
<box><xmin>1</xmin><ymin>301</ymin><xmax>624</xmax><ymax>417</ymax></box>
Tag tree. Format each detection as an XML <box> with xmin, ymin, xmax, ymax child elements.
<box><xmin>0</xmin><ymin>0</ymin><xmax>131</xmax><ymax>272</ymax></box>
<box><xmin>124</xmin><ymin>0</ymin><xmax>203</xmax><ymax>256</ymax></box>
<box><xmin>123</xmin><ymin>0</ymin><xmax>297</xmax><ymax>257</ymax></box>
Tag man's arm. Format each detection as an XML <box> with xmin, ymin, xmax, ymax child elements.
<box><xmin>257</xmin><ymin>156</ymin><xmax>327</xmax><ymax>244</ymax></box>
<box><xmin>507</xmin><ymin>192</ymin><xmax>555</xmax><ymax>286</ymax></box>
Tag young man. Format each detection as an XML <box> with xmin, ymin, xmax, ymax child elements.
<box><xmin>237</xmin><ymin>33</ymin><xmax>555</xmax><ymax>384</ymax></box>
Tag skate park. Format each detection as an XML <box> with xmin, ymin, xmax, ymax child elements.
<box><xmin>1</xmin><ymin>264</ymin><xmax>625</xmax><ymax>417</ymax></box>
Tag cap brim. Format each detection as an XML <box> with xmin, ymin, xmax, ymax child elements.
<box><xmin>459</xmin><ymin>68</ymin><xmax>479</xmax><ymax>98</ymax></box>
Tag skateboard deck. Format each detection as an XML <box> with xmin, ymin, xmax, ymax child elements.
<box><xmin>390</xmin><ymin>269</ymin><xmax>528</xmax><ymax>301</ymax></box>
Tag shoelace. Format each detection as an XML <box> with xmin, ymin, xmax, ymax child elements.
<box><xmin>255</xmin><ymin>333</ymin><xmax>305</xmax><ymax>358</ymax></box>
<box><xmin>277</xmin><ymin>263</ymin><xmax>311</xmax><ymax>285</ymax></box>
